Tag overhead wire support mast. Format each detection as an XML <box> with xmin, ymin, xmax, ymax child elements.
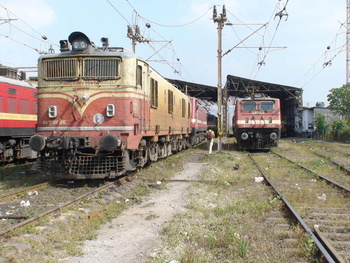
<box><xmin>127</xmin><ymin>24</ymin><xmax>150</xmax><ymax>53</ymax></box>
<box><xmin>347</xmin><ymin>0</ymin><xmax>350</xmax><ymax>83</ymax></box>
<box><xmin>213</xmin><ymin>5</ymin><xmax>227</xmax><ymax>153</ymax></box>
<box><xmin>0</xmin><ymin>18</ymin><xmax>17</xmax><ymax>25</ymax></box>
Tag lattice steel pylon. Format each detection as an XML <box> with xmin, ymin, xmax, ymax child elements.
<box><xmin>347</xmin><ymin>0</ymin><xmax>350</xmax><ymax>83</ymax></box>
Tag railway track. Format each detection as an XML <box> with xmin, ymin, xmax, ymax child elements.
<box><xmin>0</xmin><ymin>176</ymin><xmax>132</xmax><ymax>237</ymax></box>
<box><xmin>249</xmin><ymin>148</ymin><xmax>350</xmax><ymax>263</ymax></box>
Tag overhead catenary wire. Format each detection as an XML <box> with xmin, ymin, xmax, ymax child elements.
<box><xmin>106</xmin><ymin>0</ymin><xmax>203</xmax><ymax>82</ymax></box>
<box><xmin>295</xmin><ymin>22</ymin><xmax>346</xmax><ymax>89</ymax></box>
<box><xmin>249</xmin><ymin>1</ymin><xmax>281</xmax><ymax>77</ymax></box>
<box><xmin>251</xmin><ymin>0</ymin><xmax>290</xmax><ymax>79</ymax></box>
<box><xmin>0</xmin><ymin>4</ymin><xmax>57</xmax><ymax>47</ymax></box>
<box><xmin>300</xmin><ymin>42</ymin><xmax>347</xmax><ymax>89</ymax></box>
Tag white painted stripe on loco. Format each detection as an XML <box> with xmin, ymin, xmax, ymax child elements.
<box><xmin>37</xmin><ymin>126</ymin><xmax>135</xmax><ymax>132</ymax></box>
<box><xmin>236</xmin><ymin>120</ymin><xmax>281</xmax><ymax>125</ymax></box>
<box><xmin>191</xmin><ymin>119</ymin><xmax>207</xmax><ymax>125</ymax></box>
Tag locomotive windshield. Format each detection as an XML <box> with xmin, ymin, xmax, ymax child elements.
<box><xmin>242</xmin><ymin>101</ymin><xmax>256</xmax><ymax>112</ymax></box>
<box><xmin>260</xmin><ymin>101</ymin><xmax>274</xmax><ymax>112</ymax></box>
<box><xmin>41</xmin><ymin>57</ymin><xmax>120</xmax><ymax>81</ymax></box>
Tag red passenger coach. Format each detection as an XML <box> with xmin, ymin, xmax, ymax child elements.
<box><xmin>0</xmin><ymin>75</ymin><xmax>38</xmax><ymax>162</ymax></box>
<box><xmin>233</xmin><ymin>94</ymin><xmax>281</xmax><ymax>150</ymax></box>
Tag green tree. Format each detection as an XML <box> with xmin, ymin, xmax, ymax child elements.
<box><xmin>331</xmin><ymin>120</ymin><xmax>348</xmax><ymax>131</ymax></box>
<box><xmin>314</xmin><ymin>113</ymin><xmax>328</xmax><ymax>134</ymax></box>
<box><xmin>327</xmin><ymin>83</ymin><xmax>350</xmax><ymax>121</ymax></box>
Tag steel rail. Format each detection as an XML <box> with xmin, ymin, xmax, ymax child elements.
<box><xmin>0</xmin><ymin>180</ymin><xmax>120</xmax><ymax>237</ymax></box>
<box><xmin>248</xmin><ymin>154</ymin><xmax>336</xmax><ymax>263</ymax></box>
<box><xmin>0</xmin><ymin>181</ymin><xmax>54</xmax><ymax>200</ymax></box>
<box><xmin>271</xmin><ymin>150</ymin><xmax>350</xmax><ymax>193</ymax></box>
<box><xmin>143</xmin><ymin>179</ymin><xmax>241</xmax><ymax>184</ymax></box>
<box><xmin>309</xmin><ymin>150</ymin><xmax>350</xmax><ymax>174</ymax></box>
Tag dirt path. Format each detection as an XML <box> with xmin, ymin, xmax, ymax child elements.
<box><xmin>66</xmin><ymin>152</ymin><xmax>205</xmax><ymax>263</ymax></box>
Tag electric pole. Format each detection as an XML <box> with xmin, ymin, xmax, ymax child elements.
<box><xmin>347</xmin><ymin>0</ymin><xmax>350</xmax><ymax>83</ymax></box>
<box><xmin>213</xmin><ymin>5</ymin><xmax>226</xmax><ymax>152</ymax></box>
<box><xmin>127</xmin><ymin>24</ymin><xmax>150</xmax><ymax>53</ymax></box>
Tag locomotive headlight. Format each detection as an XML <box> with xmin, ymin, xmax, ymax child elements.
<box><xmin>106</xmin><ymin>104</ymin><xmax>115</xmax><ymax>117</ymax></box>
<box><xmin>72</xmin><ymin>40</ymin><xmax>88</xmax><ymax>51</ymax></box>
<box><xmin>241</xmin><ymin>132</ymin><xmax>249</xmax><ymax>140</ymax></box>
<box><xmin>270</xmin><ymin>132</ymin><xmax>278</xmax><ymax>140</ymax></box>
<box><xmin>48</xmin><ymin>106</ymin><xmax>57</xmax><ymax>118</ymax></box>
<box><xmin>82</xmin><ymin>94</ymin><xmax>90</xmax><ymax>100</ymax></box>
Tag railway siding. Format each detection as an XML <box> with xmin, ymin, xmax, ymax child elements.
<box><xmin>252</xmin><ymin>141</ymin><xmax>350</xmax><ymax>262</ymax></box>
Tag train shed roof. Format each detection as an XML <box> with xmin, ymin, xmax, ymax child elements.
<box><xmin>226</xmin><ymin>75</ymin><xmax>302</xmax><ymax>101</ymax></box>
<box><xmin>167</xmin><ymin>75</ymin><xmax>302</xmax><ymax>102</ymax></box>
<box><xmin>167</xmin><ymin>78</ymin><xmax>218</xmax><ymax>101</ymax></box>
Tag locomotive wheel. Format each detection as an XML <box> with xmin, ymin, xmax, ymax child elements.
<box><xmin>149</xmin><ymin>145</ymin><xmax>158</xmax><ymax>162</ymax></box>
<box><xmin>136</xmin><ymin>149</ymin><xmax>148</xmax><ymax>167</ymax></box>
<box><xmin>190</xmin><ymin>135</ymin><xmax>196</xmax><ymax>145</ymax></box>
<box><xmin>158</xmin><ymin>145</ymin><xmax>167</xmax><ymax>158</ymax></box>
<box><xmin>178</xmin><ymin>140</ymin><xmax>183</xmax><ymax>152</ymax></box>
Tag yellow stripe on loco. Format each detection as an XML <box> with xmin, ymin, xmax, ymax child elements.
<box><xmin>0</xmin><ymin>113</ymin><xmax>37</xmax><ymax>121</ymax></box>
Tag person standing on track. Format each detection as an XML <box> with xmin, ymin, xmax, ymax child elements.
<box><xmin>206</xmin><ymin>129</ymin><xmax>215</xmax><ymax>154</ymax></box>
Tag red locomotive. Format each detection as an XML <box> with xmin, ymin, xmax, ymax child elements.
<box><xmin>190</xmin><ymin>97</ymin><xmax>208</xmax><ymax>144</ymax></box>
<box><xmin>233</xmin><ymin>94</ymin><xmax>281</xmax><ymax>150</ymax></box>
<box><xmin>207</xmin><ymin>113</ymin><xmax>218</xmax><ymax>136</ymax></box>
<box><xmin>0</xmin><ymin>69</ymin><xmax>38</xmax><ymax>163</ymax></box>
<box><xmin>29</xmin><ymin>32</ymin><xmax>207</xmax><ymax>179</ymax></box>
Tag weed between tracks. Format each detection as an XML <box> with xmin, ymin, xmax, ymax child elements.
<box><xmin>0</xmin><ymin>164</ymin><xmax>47</xmax><ymax>194</ymax></box>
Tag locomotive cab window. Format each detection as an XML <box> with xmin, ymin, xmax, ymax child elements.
<box><xmin>83</xmin><ymin>58</ymin><xmax>119</xmax><ymax>80</ymax></box>
<box><xmin>42</xmin><ymin>58</ymin><xmax>78</xmax><ymax>80</ymax></box>
<box><xmin>242</xmin><ymin>101</ymin><xmax>256</xmax><ymax>112</ymax></box>
<box><xmin>260</xmin><ymin>101</ymin><xmax>274</xmax><ymax>112</ymax></box>
<box><xmin>41</xmin><ymin>57</ymin><xmax>120</xmax><ymax>80</ymax></box>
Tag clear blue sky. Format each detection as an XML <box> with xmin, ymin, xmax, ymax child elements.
<box><xmin>0</xmin><ymin>0</ymin><xmax>346</xmax><ymax>107</ymax></box>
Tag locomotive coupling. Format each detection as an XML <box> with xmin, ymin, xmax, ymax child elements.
<box><xmin>30</xmin><ymin>135</ymin><xmax>90</xmax><ymax>151</ymax></box>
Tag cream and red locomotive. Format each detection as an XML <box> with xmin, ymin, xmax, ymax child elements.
<box><xmin>29</xmin><ymin>32</ymin><xmax>207</xmax><ymax>179</ymax></box>
<box><xmin>233</xmin><ymin>94</ymin><xmax>281</xmax><ymax>150</ymax></box>
<box><xmin>0</xmin><ymin>71</ymin><xmax>38</xmax><ymax>163</ymax></box>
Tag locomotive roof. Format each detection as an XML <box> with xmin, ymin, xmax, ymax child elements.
<box><xmin>38</xmin><ymin>48</ymin><xmax>137</xmax><ymax>61</ymax></box>
<box><xmin>0</xmin><ymin>75</ymin><xmax>37</xmax><ymax>89</ymax></box>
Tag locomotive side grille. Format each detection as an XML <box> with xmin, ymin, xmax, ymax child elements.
<box><xmin>42</xmin><ymin>59</ymin><xmax>78</xmax><ymax>80</ymax></box>
<box><xmin>83</xmin><ymin>58</ymin><xmax>119</xmax><ymax>80</ymax></box>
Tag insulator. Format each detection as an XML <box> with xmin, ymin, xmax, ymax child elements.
<box><xmin>127</xmin><ymin>25</ymin><xmax>133</xmax><ymax>37</ymax></box>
